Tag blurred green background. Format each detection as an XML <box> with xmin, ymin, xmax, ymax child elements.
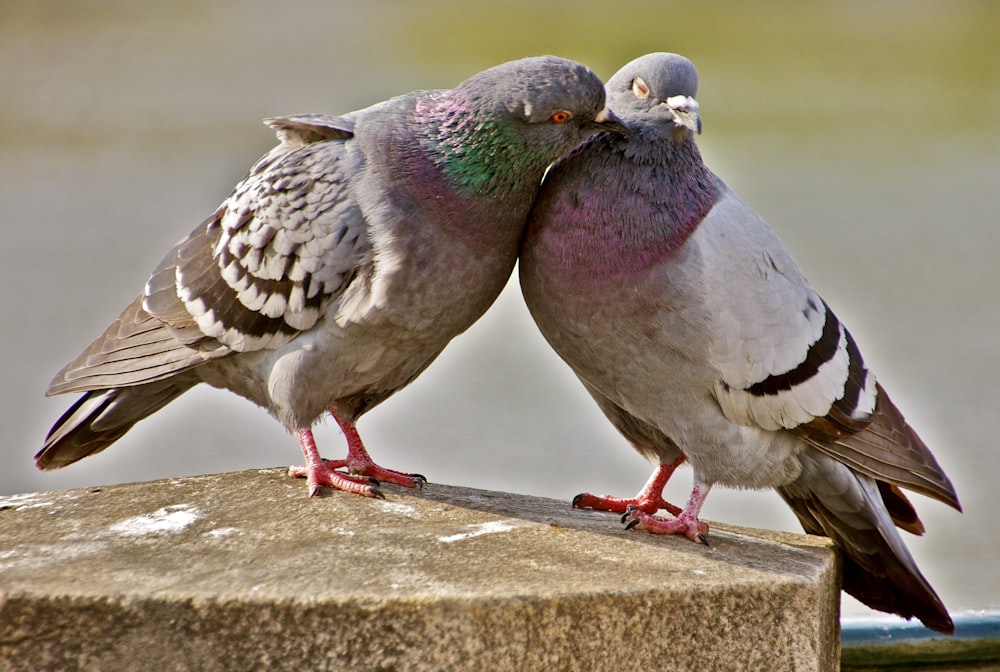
<box><xmin>2</xmin><ymin>0</ymin><xmax>997</xmax><ymax>621</ymax></box>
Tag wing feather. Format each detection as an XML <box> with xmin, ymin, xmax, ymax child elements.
<box><xmin>48</xmin><ymin>114</ymin><xmax>371</xmax><ymax>396</ymax></box>
<box><xmin>702</xmin><ymin>189</ymin><xmax>958</xmax><ymax>510</ymax></box>
<box><xmin>798</xmin><ymin>383</ymin><xmax>959</xmax><ymax>509</ymax></box>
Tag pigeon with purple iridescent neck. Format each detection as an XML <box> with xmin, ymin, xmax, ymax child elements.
<box><xmin>520</xmin><ymin>52</ymin><xmax>960</xmax><ymax>633</ymax></box>
<box><xmin>40</xmin><ymin>56</ymin><xmax>626</xmax><ymax>500</ymax></box>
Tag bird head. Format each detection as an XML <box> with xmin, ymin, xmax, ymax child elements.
<box><xmin>459</xmin><ymin>56</ymin><xmax>629</xmax><ymax>159</ymax></box>
<box><xmin>606</xmin><ymin>52</ymin><xmax>702</xmax><ymax>136</ymax></box>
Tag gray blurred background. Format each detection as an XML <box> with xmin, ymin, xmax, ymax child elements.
<box><xmin>2</xmin><ymin>1</ymin><xmax>997</xmax><ymax>620</ymax></box>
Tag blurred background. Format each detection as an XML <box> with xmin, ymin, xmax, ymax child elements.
<box><xmin>2</xmin><ymin>0</ymin><xmax>997</xmax><ymax>621</ymax></box>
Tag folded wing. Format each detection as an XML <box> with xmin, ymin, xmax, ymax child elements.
<box><xmin>48</xmin><ymin>114</ymin><xmax>368</xmax><ymax>396</ymax></box>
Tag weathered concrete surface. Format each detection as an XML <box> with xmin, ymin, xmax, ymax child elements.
<box><xmin>0</xmin><ymin>469</ymin><xmax>839</xmax><ymax>671</ymax></box>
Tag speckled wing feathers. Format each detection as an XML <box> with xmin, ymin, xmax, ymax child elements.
<box><xmin>153</xmin><ymin>138</ymin><xmax>367</xmax><ymax>350</ymax></box>
<box><xmin>48</xmin><ymin>115</ymin><xmax>369</xmax><ymax>395</ymax></box>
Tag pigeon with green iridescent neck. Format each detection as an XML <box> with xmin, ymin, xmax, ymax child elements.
<box><xmin>40</xmin><ymin>56</ymin><xmax>627</xmax><ymax>499</ymax></box>
<box><xmin>520</xmin><ymin>52</ymin><xmax>960</xmax><ymax>633</ymax></box>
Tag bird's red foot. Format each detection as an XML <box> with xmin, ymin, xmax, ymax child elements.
<box><xmin>621</xmin><ymin>506</ymin><xmax>710</xmax><ymax>544</ymax></box>
<box><xmin>573</xmin><ymin>491</ymin><xmax>684</xmax><ymax>517</ymax></box>
<box><xmin>620</xmin><ymin>481</ymin><xmax>713</xmax><ymax>544</ymax></box>
<box><xmin>301</xmin><ymin>456</ymin><xmax>426</xmax><ymax>490</ymax></box>
<box><xmin>572</xmin><ymin>457</ymin><xmax>687</xmax><ymax>516</ymax></box>
<box><xmin>287</xmin><ymin>460</ymin><xmax>386</xmax><ymax>499</ymax></box>
<box><xmin>289</xmin><ymin>415</ymin><xmax>426</xmax><ymax>498</ymax></box>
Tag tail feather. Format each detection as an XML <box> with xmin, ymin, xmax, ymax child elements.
<box><xmin>37</xmin><ymin>379</ymin><xmax>196</xmax><ymax>470</ymax></box>
<box><xmin>877</xmin><ymin>481</ymin><xmax>924</xmax><ymax>535</ymax></box>
<box><xmin>799</xmin><ymin>383</ymin><xmax>960</xmax><ymax>512</ymax></box>
<box><xmin>778</xmin><ymin>450</ymin><xmax>954</xmax><ymax>634</ymax></box>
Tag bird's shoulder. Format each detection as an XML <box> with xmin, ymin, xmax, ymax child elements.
<box><xmin>697</xmin><ymin>188</ymin><xmax>819</xmax><ymax>387</ymax></box>
<box><xmin>263</xmin><ymin>112</ymin><xmax>355</xmax><ymax>148</ymax></box>
<box><xmin>699</xmin><ymin>187</ymin><xmax>872</xmax><ymax>434</ymax></box>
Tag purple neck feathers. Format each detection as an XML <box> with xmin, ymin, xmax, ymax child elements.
<box><xmin>539</xmin><ymin>131</ymin><xmax>720</xmax><ymax>283</ymax></box>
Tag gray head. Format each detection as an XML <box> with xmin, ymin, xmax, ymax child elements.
<box><xmin>449</xmin><ymin>56</ymin><xmax>628</xmax><ymax>167</ymax></box>
<box><xmin>462</xmin><ymin>55</ymin><xmax>627</xmax><ymax>128</ymax></box>
<box><xmin>605</xmin><ymin>53</ymin><xmax>701</xmax><ymax>135</ymax></box>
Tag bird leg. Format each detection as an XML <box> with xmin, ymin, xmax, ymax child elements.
<box><xmin>622</xmin><ymin>481</ymin><xmax>712</xmax><ymax>544</ymax></box>
<box><xmin>287</xmin><ymin>411</ymin><xmax>426</xmax><ymax>497</ymax></box>
<box><xmin>325</xmin><ymin>411</ymin><xmax>428</xmax><ymax>488</ymax></box>
<box><xmin>573</xmin><ymin>456</ymin><xmax>690</xmax><ymax>518</ymax></box>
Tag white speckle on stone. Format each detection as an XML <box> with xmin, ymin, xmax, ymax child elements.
<box><xmin>691</xmin><ymin>569</ymin><xmax>707</xmax><ymax>576</ymax></box>
<box><xmin>205</xmin><ymin>526</ymin><xmax>240</xmax><ymax>539</ymax></box>
<box><xmin>437</xmin><ymin>521</ymin><xmax>519</xmax><ymax>544</ymax></box>
<box><xmin>374</xmin><ymin>501</ymin><xmax>419</xmax><ymax>518</ymax></box>
<box><xmin>0</xmin><ymin>493</ymin><xmax>54</xmax><ymax>511</ymax></box>
<box><xmin>109</xmin><ymin>504</ymin><xmax>200</xmax><ymax>536</ymax></box>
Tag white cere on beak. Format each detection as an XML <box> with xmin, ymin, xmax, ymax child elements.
<box><xmin>663</xmin><ymin>95</ymin><xmax>702</xmax><ymax>134</ymax></box>
<box><xmin>666</xmin><ymin>95</ymin><xmax>699</xmax><ymax>114</ymax></box>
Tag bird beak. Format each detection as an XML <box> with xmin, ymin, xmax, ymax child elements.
<box><xmin>663</xmin><ymin>95</ymin><xmax>701</xmax><ymax>134</ymax></box>
<box><xmin>588</xmin><ymin>108</ymin><xmax>630</xmax><ymax>137</ymax></box>
<box><xmin>676</xmin><ymin>110</ymin><xmax>702</xmax><ymax>134</ymax></box>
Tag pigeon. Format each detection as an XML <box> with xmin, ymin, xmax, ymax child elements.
<box><xmin>519</xmin><ymin>52</ymin><xmax>960</xmax><ymax>633</ymax></box>
<box><xmin>40</xmin><ymin>56</ymin><xmax>627</xmax><ymax>500</ymax></box>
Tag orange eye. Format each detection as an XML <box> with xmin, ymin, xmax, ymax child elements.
<box><xmin>549</xmin><ymin>110</ymin><xmax>572</xmax><ymax>123</ymax></box>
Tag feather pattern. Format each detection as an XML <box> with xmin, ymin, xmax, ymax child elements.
<box><xmin>48</xmin><ymin>114</ymin><xmax>367</xmax><ymax>396</ymax></box>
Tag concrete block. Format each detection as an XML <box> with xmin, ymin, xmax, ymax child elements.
<box><xmin>0</xmin><ymin>469</ymin><xmax>839</xmax><ymax>671</ymax></box>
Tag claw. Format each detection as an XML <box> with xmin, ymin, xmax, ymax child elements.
<box><xmin>370</xmin><ymin>486</ymin><xmax>385</xmax><ymax>500</ymax></box>
<box><xmin>697</xmin><ymin>532</ymin><xmax>710</xmax><ymax>546</ymax></box>
<box><xmin>624</xmin><ymin>518</ymin><xmax>641</xmax><ymax>531</ymax></box>
<box><xmin>572</xmin><ymin>493</ymin><xmax>584</xmax><ymax>508</ymax></box>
